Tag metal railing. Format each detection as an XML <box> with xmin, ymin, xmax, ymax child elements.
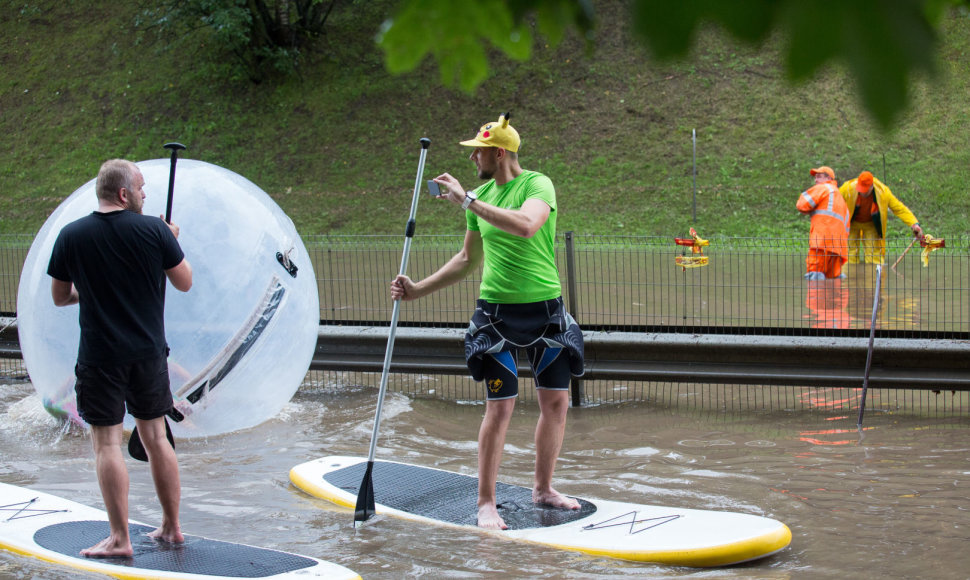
<box><xmin>3</xmin><ymin>233</ymin><xmax>968</xmax><ymax>338</ymax></box>
<box><xmin>2</xmin><ymin>232</ymin><xmax>967</xmax><ymax>413</ymax></box>
<box><xmin>306</xmin><ymin>233</ymin><xmax>968</xmax><ymax>338</ymax></box>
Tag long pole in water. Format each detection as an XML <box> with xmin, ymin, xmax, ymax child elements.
<box><xmin>857</xmin><ymin>264</ymin><xmax>883</xmax><ymax>427</ymax></box>
<box><xmin>890</xmin><ymin>235</ymin><xmax>919</xmax><ymax>273</ymax></box>
<box><xmin>354</xmin><ymin>137</ymin><xmax>431</xmax><ymax>526</ymax></box>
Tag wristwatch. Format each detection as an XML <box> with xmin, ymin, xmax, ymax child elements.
<box><xmin>461</xmin><ymin>190</ymin><xmax>477</xmax><ymax>210</ymax></box>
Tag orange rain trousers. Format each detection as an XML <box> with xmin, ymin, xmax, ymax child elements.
<box><xmin>806</xmin><ymin>248</ymin><xmax>844</xmax><ymax>279</ymax></box>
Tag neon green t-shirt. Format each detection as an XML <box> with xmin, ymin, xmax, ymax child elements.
<box><xmin>466</xmin><ymin>170</ymin><xmax>560</xmax><ymax>303</ymax></box>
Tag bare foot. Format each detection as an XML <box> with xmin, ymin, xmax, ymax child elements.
<box><xmin>477</xmin><ymin>504</ymin><xmax>508</xmax><ymax>530</ymax></box>
<box><xmin>80</xmin><ymin>536</ymin><xmax>133</xmax><ymax>558</ymax></box>
<box><xmin>533</xmin><ymin>488</ymin><xmax>580</xmax><ymax>510</ymax></box>
<box><xmin>148</xmin><ymin>525</ymin><xmax>185</xmax><ymax>544</ymax></box>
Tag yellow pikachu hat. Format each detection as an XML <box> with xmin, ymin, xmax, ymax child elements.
<box><xmin>459</xmin><ymin>112</ymin><xmax>520</xmax><ymax>152</ymax></box>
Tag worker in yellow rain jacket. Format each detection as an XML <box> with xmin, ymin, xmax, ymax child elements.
<box><xmin>839</xmin><ymin>171</ymin><xmax>923</xmax><ymax>264</ymax></box>
<box><xmin>797</xmin><ymin>166</ymin><xmax>850</xmax><ymax>280</ymax></box>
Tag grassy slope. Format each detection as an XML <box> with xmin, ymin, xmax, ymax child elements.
<box><xmin>1</xmin><ymin>1</ymin><xmax>968</xmax><ymax>240</ymax></box>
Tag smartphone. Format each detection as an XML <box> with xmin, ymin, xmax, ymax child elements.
<box><xmin>427</xmin><ymin>180</ymin><xmax>441</xmax><ymax>197</ymax></box>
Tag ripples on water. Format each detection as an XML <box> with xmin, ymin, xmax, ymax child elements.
<box><xmin>2</xmin><ymin>379</ymin><xmax>969</xmax><ymax>579</ymax></box>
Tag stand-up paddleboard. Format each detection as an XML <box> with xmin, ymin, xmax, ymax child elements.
<box><xmin>0</xmin><ymin>482</ymin><xmax>360</xmax><ymax>579</ymax></box>
<box><xmin>290</xmin><ymin>456</ymin><xmax>791</xmax><ymax>567</ymax></box>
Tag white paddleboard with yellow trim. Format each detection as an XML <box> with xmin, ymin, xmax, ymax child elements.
<box><xmin>0</xmin><ymin>481</ymin><xmax>360</xmax><ymax>579</ymax></box>
<box><xmin>290</xmin><ymin>456</ymin><xmax>791</xmax><ymax>567</ymax></box>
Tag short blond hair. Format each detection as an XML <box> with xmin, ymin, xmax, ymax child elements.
<box><xmin>96</xmin><ymin>159</ymin><xmax>137</xmax><ymax>203</ymax></box>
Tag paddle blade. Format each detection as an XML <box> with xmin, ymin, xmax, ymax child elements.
<box><xmin>353</xmin><ymin>461</ymin><xmax>376</xmax><ymax>526</ymax></box>
<box><xmin>128</xmin><ymin>426</ymin><xmax>148</xmax><ymax>462</ymax></box>
<box><xmin>127</xmin><ymin>418</ymin><xmax>175</xmax><ymax>462</ymax></box>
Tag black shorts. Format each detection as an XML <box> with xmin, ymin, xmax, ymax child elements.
<box><xmin>464</xmin><ymin>297</ymin><xmax>585</xmax><ymax>400</ymax></box>
<box><xmin>479</xmin><ymin>345</ymin><xmax>572</xmax><ymax>400</ymax></box>
<box><xmin>74</xmin><ymin>353</ymin><xmax>173</xmax><ymax>426</ymax></box>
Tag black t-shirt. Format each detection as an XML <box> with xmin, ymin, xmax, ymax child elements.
<box><xmin>47</xmin><ymin>210</ymin><xmax>185</xmax><ymax>365</ymax></box>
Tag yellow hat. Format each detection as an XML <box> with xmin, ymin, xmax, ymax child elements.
<box><xmin>459</xmin><ymin>112</ymin><xmax>520</xmax><ymax>152</ymax></box>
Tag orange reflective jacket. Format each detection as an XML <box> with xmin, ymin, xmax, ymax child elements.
<box><xmin>797</xmin><ymin>181</ymin><xmax>850</xmax><ymax>261</ymax></box>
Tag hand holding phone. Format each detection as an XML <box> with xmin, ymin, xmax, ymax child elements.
<box><xmin>427</xmin><ymin>180</ymin><xmax>442</xmax><ymax>197</ymax></box>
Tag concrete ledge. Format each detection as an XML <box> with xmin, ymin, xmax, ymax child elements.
<box><xmin>314</xmin><ymin>326</ymin><xmax>970</xmax><ymax>390</ymax></box>
<box><xmin>4</xmin><ymin>318</ymin><xmax>968</xmax><ymax>390</ymax></box>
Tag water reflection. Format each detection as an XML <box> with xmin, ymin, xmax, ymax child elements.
<box><xmin>845</xmin><ymin>263</ymin><xmax>887</xmax><ymax>328</ymax></box>
<box><xmin>805</xmin><ymin>278</ymin><xmax>849</xmax><ymax>329</ymax></box>
<box><xmin>806</xmin><ymin>264</ymin><xmax>920</xmax><ymax>330</ymax></box>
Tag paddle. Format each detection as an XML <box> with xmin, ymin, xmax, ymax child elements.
<box><xmin>129</xmin><ymin>142</ymin><xmax>185</xmax><ymax>461</ymax></box>
<box><xmin>354</xmin><ymin>137</ymin><xmax>431</xmax><ymax>526</ymax></box>
<box><xmin>857</xmin><ymin>264</ymin><xmax>883</xmax><ymax>428</ymax></box>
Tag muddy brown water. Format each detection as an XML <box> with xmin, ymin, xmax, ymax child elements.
<box><xmin>2</xmin><ymin>378</ymin><xmax>968</xmax><ymax>579</ymax></box>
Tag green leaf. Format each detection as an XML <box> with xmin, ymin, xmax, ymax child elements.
<box><xmin>378</xmin><ymin>0</ymin><xmax>567</xmax><ymax>90</ymax></box>
<box><xmin>376</xmin><ymin>0</ymin><xmax>957</xmax><ymax>126</ymax></box>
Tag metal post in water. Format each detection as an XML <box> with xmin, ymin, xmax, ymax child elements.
<box><xmin>857</xmin><ymin>264</ymin><xmax>883</xmax><ymax>428</ymax></box>
<box><xmin>563</xmin><ymin>231</ymin><xmax>584</xmax><ymax>407</ymax></box>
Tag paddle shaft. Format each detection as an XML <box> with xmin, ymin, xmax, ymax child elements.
<box><xmin>365</xmin><ymin>138</ymin><xmax>430</xmax><ymax>461</ymax></box>
<box><xmin>161</xmin><ymin>142</ymin><xmax>185</xmax><ymax>423</ymax></box>
<box><xmin>857</xmin><ymin>264</ymin><xmax>883</xmax><ymax>427</ymax></box>
<box><xmin>356</xmin><ymin>138</ymin><xmax>430</xmax><ymax>523</ymax></box>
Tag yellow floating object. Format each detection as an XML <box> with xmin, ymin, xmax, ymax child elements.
<box><xmin>675</xmin><ymin>256</ymin><xmax>709</xmax><ymax>268</ymax></box>
<box><xmin>920</xmin><ymin>234</ymin><xmax>945</xmax><ymax>267</ymax></box>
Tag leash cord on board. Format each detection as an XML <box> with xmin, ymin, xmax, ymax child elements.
<box><xmin>1</xmin><ymin>497</ymin><xmax>69</xmax><ymax>521</ymax></box>
<box><xmin>581</xmin><ymin>511</ymin><xmax>682</xmax><ymax>535</ymax></box>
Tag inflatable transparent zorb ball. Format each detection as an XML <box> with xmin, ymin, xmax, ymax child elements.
<box><xmin>17</xmin><ymin>159</ymin><xmax>319</xmax><ymax>437</ymax></box>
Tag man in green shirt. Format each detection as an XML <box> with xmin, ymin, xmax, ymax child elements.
<box><xmin>390</xmin><ymin>113</ymin><xmax>584</xmax><ymax>530</ymax></box>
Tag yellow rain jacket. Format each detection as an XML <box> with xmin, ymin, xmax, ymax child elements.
<box><xmin>839</xmin><ymin>176</ymin><xmax>919</xmax><ymax>240</ymax></box>
<box><xmin>839</xmin><ymin>176</ymin><xmax>919</xmax><ymax>264</ymax></box>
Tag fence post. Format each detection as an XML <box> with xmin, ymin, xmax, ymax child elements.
<box><xmin>325</xmin><ymin>240</ymin><xmax>336</xmax><ymax>324</ymax></box>
<box><xmin>692</xmin><ymin>128</ymin><xmax>697</xmax><ymax>225</ymax></box>
<box><xmin>563</xmin><ymin>231</ymin><xmax>584</xmax><ymax>406</ymax></box>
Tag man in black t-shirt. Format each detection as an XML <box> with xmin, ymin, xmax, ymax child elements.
<box><xmin>48</xmin><ymin>159</ymin><xmax>193</xmax><ymax>558</ymax></box>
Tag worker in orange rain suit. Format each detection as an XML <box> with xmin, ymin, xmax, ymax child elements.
<box><xmin>796</xmin><ymin>166</ymin><xmax>850</xmax><ymax>280</ymax></box>
<box><xmin>838</xmin><ymin>170</ymin><xmax>923</xmax><ymax>265</ymax></box>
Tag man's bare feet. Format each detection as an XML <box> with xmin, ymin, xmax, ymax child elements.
<box><xmin>533</xmin><ymin>488</ymin><xmax>580</xmax><ymax>510</ymax></box>
<box><xmin>148</xmin><ymin>526</ymin><xmax>185</xmax><ymax>544</ymax></box>
<box><xmin>80</xmin><ymin>536</ymin><xmax>133</xmax><ymax>558</ymax></box>
<box><xmin>477</xmin><ymin>503</ymin><xmax>508</xmax><ymax>530</ymax></box>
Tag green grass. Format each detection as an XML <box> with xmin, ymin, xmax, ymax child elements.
<box><xmin>2</xmin><ymin>1</ymin><xmax>969</xmax><ymax>241</ymax></box>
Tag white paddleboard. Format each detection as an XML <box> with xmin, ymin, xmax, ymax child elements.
<box><xmin>0</xmin><ymin>482</ymin><xmax>360</xmax><ymax>579</ymax></box>
<box><xmin>290</xmin><ymin>456</ymin><xmax>791</xmax><ymax>567</ymax></box>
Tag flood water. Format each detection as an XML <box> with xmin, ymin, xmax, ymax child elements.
<box><xmin>2</xmin><ymin>376</ymin><xmax>969</xmax><ymax>579</ymax></box>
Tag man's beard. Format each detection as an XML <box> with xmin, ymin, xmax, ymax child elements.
<box><xmin>126</xmin><ymin>197</ymin><xmax>144</xmax><ymax>214</ymax></box>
